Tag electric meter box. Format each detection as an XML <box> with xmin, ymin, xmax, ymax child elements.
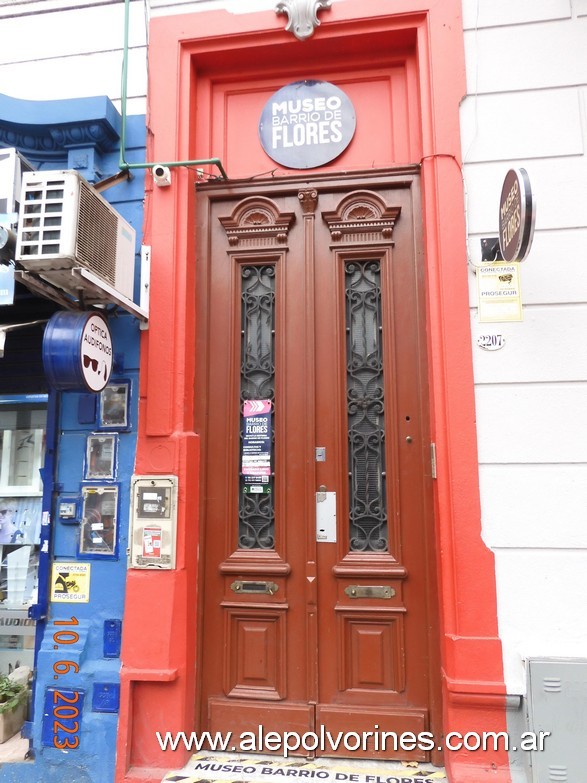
<box><xmin>129</xmin><ymin>475</ymin><xmax>178</xmax><ymax>569</ymax></box>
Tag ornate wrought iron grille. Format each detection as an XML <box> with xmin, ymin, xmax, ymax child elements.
<box><xmin>345</xmin><ymin>260</ymin><xmax>388</xmax><ymax>551</ymax></box>
<box><xmin>239</xmin><ymin>265</ymin><xmax>275</xmax><ymax>549</ymax></box>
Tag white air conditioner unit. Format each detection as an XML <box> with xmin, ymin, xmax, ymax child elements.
<box><xmin>0</xmin><ymin>147</ymin><xmax>34</xmax><ymax>222</ymax></box>
<box><xmin>15</xmin><ymin>170</ymin><xmax>136</xmax><ymax>301</ymax></box>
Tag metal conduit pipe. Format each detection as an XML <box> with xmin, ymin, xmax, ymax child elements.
<box><xmin>118</xmin><ymin>0</ymin><xmax>228</xmax><ymax>180</ymax></box>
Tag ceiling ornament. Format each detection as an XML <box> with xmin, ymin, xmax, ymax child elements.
<box><xmin>275</xmin><ymin>0</ymin><xmax>332</xmax><ymax>41</ymax></box>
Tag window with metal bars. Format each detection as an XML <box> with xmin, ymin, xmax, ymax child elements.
<box><xmin>238</xmin><ymin>265</ymin><xmax>275</xmax><ymax>550</ymax></box>
<box><xmin>345</xmin><ymin>260</ymin><xmax>388</xmax><ymax>552</ymax></box>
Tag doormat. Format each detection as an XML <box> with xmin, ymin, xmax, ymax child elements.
<box><xmin>162</xmin><ymin>753</ymin><xmax>447</xmax><ymax>783</ymax></box>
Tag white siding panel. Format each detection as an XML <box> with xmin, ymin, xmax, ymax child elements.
<box><xmin>463</xmin><ymin>157</ymin><xmax>587</xmax><ymax>235</ymax></box>
<box><xmin>480</xmin><ymin>464</ymin><xmax>587</xmax><ymax>549</ymax></box>
<box><xmin>150</xmin><ymin>0</ymin><xmax>276</xmax><ymax>13</ymax></box>
<box><xmin>471</xmin><ymin>305</ymin><xmax>587</xmax><ymax>383</ymax></box>
<box><xmin>460</xmin><ymin>0</ymin><xmax>587</xmax><ymax>702</ymax></box>
<box><xmin>581</xmin><ymin>85</ymin><xmax>587</xmax><ymax>142</ymax></box>
<box><xmin>467</xmin><ymin>229</ymin><xmax>587</xmax><ymax>305</ymax></box>
<box><xmin>0</xmin><ymin>47</ymin><xmax>146</xmax><ymax>104</ymax></box>
<box><xmin>149</xmin><ymin>0</ymin><xmax>224</xmax><ymax>14</ymax></box>
<box><xmin>0</xmin><ymin>0</ymin><xmax>120</xmax><ymax>17</ymax></box>
<box><xmin>461</xmin><ymin>89</ymin><xmax>583</xmax><ymax>163</ymax></box>
<box><xmin>464</xmin><ymin>18</ymin><xmax>587</xmax><ymax>94</ymax></box>
<box><xmin>519</xmin><ymin>230</ymin><xmax>587</xmax><ymax>304</ymax></box>
<box><xmin>475</xmin><ymin>382</ymin><xmax>587</xmax><ymax>464</ymax></box>
<box><xmin>462</xmin><ymin>0</ymin><xmax>571</xmax><ymax>30</ymax></box>
<box><xmin>494</xmin><ymin>549</ymin><xmax>587</xmax><ymax>693</ymax></box>
<box><xmin>115</xmin><ymin>95</ymin><xmax>147</xmax><ymax>115</ymax></box>
<box><xmin>0</xmin><ymin>3</ymin><xmax>147</xmax><ymax>66</ymax></box>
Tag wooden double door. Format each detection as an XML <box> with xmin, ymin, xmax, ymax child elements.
<box><xmin>196</xmin><ymin>169</ymin><xmax>440</xmax><ymax>760</ymax></box>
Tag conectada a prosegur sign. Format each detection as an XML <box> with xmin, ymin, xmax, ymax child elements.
<box><xmin>477</xmin><ymin>262</ymin><xmax>522</xmax><ymax>323</ymax></box>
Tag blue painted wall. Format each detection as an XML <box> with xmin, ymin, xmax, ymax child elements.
<box><xmin>0</xmin><ymin>103</ymin><xmax>145</xmax><ymax>783</ymax></box>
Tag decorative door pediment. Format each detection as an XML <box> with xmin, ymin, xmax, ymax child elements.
<box><xmin>219</xmin><ymin>196</ymin><xmax>295</xmax><ymax>248</ymax></box>
<box><xmin>322</xmin><ymin>190</ymin><xmax>401</xmax><ymax>244</ymax></box>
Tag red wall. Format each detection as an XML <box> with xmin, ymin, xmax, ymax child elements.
<box><xmin>116</xmin><ymin>3</ymin><xmax>511</xmax><ymax>782</ymax></box>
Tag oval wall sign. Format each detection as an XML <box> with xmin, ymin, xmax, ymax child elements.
<box><xmin>259</xmin><ymin>80</ymin><xmax>356</xmax><ymax>169</ymax></box>
<box><xmin>43</xmin><ymin>311</ymin><xmax>113</xmax><ymax>392</ymax></box>
<box><xmin>498</xmin><ymin>167</ymin><xmax>535</xmax><ymax>262</ymax></box>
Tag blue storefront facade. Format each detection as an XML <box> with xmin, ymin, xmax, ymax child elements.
<box><xmin>0</xmin><ymin>93</ymin><xmax>145</xmax><ymax>782</ymax></box>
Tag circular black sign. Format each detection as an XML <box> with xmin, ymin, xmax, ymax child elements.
<box><xmin>498</xmin><ymin>168</ymin><xmax>535</xmax><ymax>262</ymax></box>
<box><xmin>259</xmin><ymin>80</ymin><xmax>356</xmax><ymax>169</ymax></box>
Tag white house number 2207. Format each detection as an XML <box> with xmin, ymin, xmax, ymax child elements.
<box><xmin>477</xmin><ymin>334</ymin><xmax>506</xmax><ymax>351</ymax></box>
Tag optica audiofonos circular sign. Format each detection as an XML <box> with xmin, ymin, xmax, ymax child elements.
<box><xmin>259</xmin><ymin>80</ymin><xmax>356</xmax><ymax>169</ymax></box>
<box><xmin>43</xmin><ymin>311</ymin><xmax>113</xmax><ymax>392</ymax></box>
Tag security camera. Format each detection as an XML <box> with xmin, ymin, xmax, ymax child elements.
<box><xmin>152</xmin><ymin>165</ymin><xmax>171</xmax><ymax>187</ymax></box>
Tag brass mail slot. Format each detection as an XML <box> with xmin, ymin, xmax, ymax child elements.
<box><xmin>345</xmin><ymin>585</ymin><xmax>395</xmax><ymax>599</ymax></box>
<box><xmin>231</xmin><ymin>580</ymin><xmax>278</xmax><ymax>595</ymax></box>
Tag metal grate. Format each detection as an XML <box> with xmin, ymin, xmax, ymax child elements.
<box><xmin>18</xmin><ymin>177</ymin><xmax>65</xmax><ymax>257</ymax></box>
<box><xmin>238</xmin><ymin>265</ymin><xmax>275</xmax><ymax>550</ymax></box>
<box><xmin>345</xmin><ymin>260</ymin><xmax>388</xmax><ymax>552</ymax></box>
<box><xmin>76</xmin><ymin>178</ymin><xmax>118</xmax><ymax>286</ymax></box>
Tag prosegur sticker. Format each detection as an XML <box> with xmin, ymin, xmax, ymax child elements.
<box><xmin>476</xmin><ymin>262</ymin><xmax>522</xmax><ymax>323</ymax></box>
<box><xmin>51</xmin><ymin>563</ymin><xmax>91</xmax><ymax>603</ymax></box>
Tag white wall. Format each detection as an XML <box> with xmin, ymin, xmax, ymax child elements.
<box><xmin>0</xmin><ymin>0</ymin><xmax>147</xmax><ymax>114</ymax></box>
<box><xmin>0</xmin><ymin>0</ymin><xmax>281</xmax><ymax>111</ymax></box>
<box><xmin>148</xmin><ymin>0</ymin><xmax>275</xmax><ymax>17</ymax></box>
<box><xmin>461</xmin><ymin>0</ymin><xmax>587</xmax><ymax>694</ymax></box>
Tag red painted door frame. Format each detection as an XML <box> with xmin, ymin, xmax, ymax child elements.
<box><xmin>115</xmin><ymin>3</ymin><xmax>511</xmax><ymax>782</ymax></box>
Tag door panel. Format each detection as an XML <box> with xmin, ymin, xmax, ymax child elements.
<box><xmin>196</xmin><ymin>169</ymin><xmax>439</xmax><ymax>759</ymax></box>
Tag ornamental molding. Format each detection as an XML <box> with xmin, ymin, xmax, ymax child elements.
<box><xmin>0</xmin><ymin>92</ymin><xmax>120</xmax><ymax>164</ymax></box>
<box><xmin>298</xmin><ymin>188</ymin><xmax>318</xmax><ymax>215</ymax></box>
<box><xmin>0</xmin><ymin>123</ymin><xmax>119</xmax><ymax>160</ymax></box>
<box><xmin>275</xmin><ymin>0</ymin><xmax>332</xmax><ymax>41</ymax></box>
<box><xmin>322</xmin><ymin>190</ymin><xmax>401</xmax><ymax>244</ymax></box>
<box><xmin>219</xmin><ymin>196</ymin><xmax>296</xmax><ymax>248</ymax></box>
